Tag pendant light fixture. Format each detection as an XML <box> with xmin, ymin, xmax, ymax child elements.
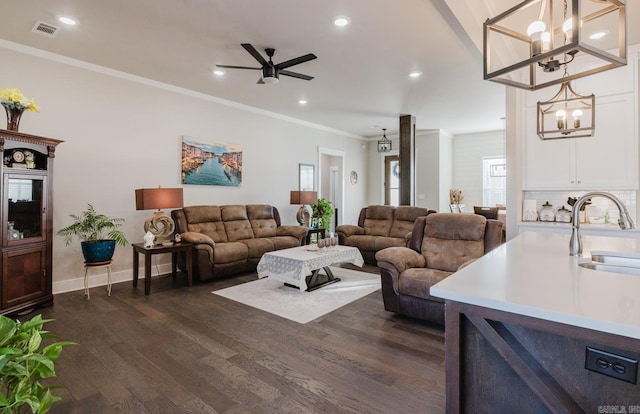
<box><xmin>483</xmin><ymin>0</ymin><xmax>626</xmax><ymax>91</ymax></box>
<box><xmin>537</xmin><ymin>80</ymin><xmax>595</xmax><ymax>139</ymax></box>
<box><xmin>535</xmin><ymin>0</ymin><xmax>596</xmax><ymax>140</ymax></box>
<box><xmin>377</xmin><ymin>128</ymin><xmax>392</xmax><ymax>153</ymax></box>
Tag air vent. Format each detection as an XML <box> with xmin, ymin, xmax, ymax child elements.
<box><xmin>31</xmin><ymin>21</ymin><xmax>60</xmax><ymax>38</ymax></box>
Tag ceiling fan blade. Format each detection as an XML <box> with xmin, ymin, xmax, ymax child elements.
<box><xmin>279</xmin><ymin>70</ymin><xmax>314</xmax><ymax>81</ymax></box>
<box><xmin>276</xmin><ymin>53</ymin><xmax>317</xmax><ymax>70</ymax></box>
<box><xmin>241</xmin><ymin>43</ymin><xmax>269</xmax><ymax>66</ymax></box>
<box><xmin>216</xmin><ymin>64</ymin><xmax>261</xmax><ymax>70</ymax></box>
<box><xmin>257</xmin><ymin>77</ymin><xmax>265</xmax><ymax>84</ymax></box>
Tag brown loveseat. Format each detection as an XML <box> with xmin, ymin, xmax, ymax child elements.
<box><xmin>335</xmin><ymin>205</ymin><xmax>435</xmax><ymax>264</ymax></box>
<box><xmin>171</xmin><ymin>204</ymin><xmax>307</xmax><ymax>282</ymax></box>
<box><xmin>375</xmin><ymin>213</ymin><xmax>503</xmax><ymax>325</ymax></box>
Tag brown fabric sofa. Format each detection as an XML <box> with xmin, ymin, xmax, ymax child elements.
<box><xmin>171</xmin><ymin>204</ymin><xmax>307</xmax><ymax>282</ymax></box>
<box><xmin>335</xmin><ymin>205</ymin><xmax>435</xmax><ymax>264</ymax></box>
<box><xmin>375</xmin><ymin>213</ymin><xmax>503</xmax><ymax>325</ymax></box>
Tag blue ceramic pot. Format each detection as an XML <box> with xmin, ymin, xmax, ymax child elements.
<box><xmin>81</xmin><ymin>240</ymin><xmax>116</xmax><ymax>264</ymax></box>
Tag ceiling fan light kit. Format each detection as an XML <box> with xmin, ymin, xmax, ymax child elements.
<box><xmin>217</xmin><ymin>43</ymin><xmax>316</xmax><ymax>85</ymax></box>
<box><xmin>483</xmin><ymin>0</ymin><xmax>626</xmax><ymax>91</ymax></box>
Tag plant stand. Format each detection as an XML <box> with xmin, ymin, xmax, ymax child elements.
<box><xmin>84</xmin><ymin>261</ymin><xmax>112</xmax><ymax>299</ymax></box>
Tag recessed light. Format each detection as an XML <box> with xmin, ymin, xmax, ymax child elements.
<box><xmin>213</xmin><ymin>69</ymin><xmax>225</xmax><ymax>76</ymax></box>
<box><xmin>333</xmin><ymin>16</ymin><xmax>351</xmax><ymax>27</ymax></box>
<box><xmin>589</xmin><ymin>30</ymin><xmax>608</xmax><ymax>40</ymax></box>
<box><xmin>409</xmin><ymin>71</ymin><xmax>422</xmax><ymax>78</ymax></box>
<box><xmin>298</xmin><ymin>99</ymin><xmax>308</xmax><ymax>105</ymax></box>
<box><xmin>57</xmin><ymin>16</ymin><xmax>78</xmax><ymax>26</ymax></box>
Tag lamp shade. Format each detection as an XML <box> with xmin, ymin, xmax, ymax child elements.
<box><xmin>135</xmin><ymin>188</ymin><xmax>184</xmax><ymax>211</ymax></box>
<box><xmin>290</xmin><ymin>190</ymin><xmax>317</xmax><ymax>205</ymax></box>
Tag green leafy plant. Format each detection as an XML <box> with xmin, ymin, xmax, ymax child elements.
<box><xmin>0</xmin><ymin>314</ymin><xmax>74</xmax><ymax>414</ymax></box>
<box><xmin>311</xmin><ymin>198</ymin><xmax>334</xmax><ymax>230</ymax></box>
<box><xmin>57</xmin><ymin>204</ymin><xmax>128</xmax><ymax>246</ymax></box>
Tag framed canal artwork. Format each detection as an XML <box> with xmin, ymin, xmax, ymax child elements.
<box><xmin>181</xmin><ymin>136</ymin><xmax>243</xmax><ymax>186</ymax></box>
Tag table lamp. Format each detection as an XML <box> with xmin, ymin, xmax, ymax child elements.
<box><xmin>290</xmin><ymin>190</ymin><xmax>317</xmax><ymax>227</ymax></box>
<box><xmin>135</xmin><ymin>187</ymin><xmax>184</xmax><ymax>244</ymax></box>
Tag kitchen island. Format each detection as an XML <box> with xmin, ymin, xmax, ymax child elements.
<box><xmin>431</xmin><ymin>232</ymin><xmax>640</xmax><ymax>413</ymax></box>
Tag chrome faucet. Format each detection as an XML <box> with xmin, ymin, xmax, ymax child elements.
<box><xmin>569</xmin><ymin>191</ymin><xmax>635</xmax><ymax>256</ymax></box>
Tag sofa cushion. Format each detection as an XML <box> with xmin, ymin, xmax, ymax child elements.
<box><xmin>374</xmin><ymin>236</ymin><xmax>408</xmax><ymax>251</ymax></box>
<box><xmin>389</xmin><ymin>206</ymin><xmax>430</xmax><ymax>238</ymax></box>
<box><xmin>241</xmin><ymin>238</ymin><xmax>275</xmax><ymax>259</ymax></box>
<box><xmin>343</xmin><ymin>235</ymin><xmax>377</xmax><ymax>251</ymax></box>
<box><xmin>247</xmin><ymin>204</ymin><xmax>278</xmax><ymax>238</ymax></box>
<box><xmin>363</xmin><ymin>205</ymin><xmax>395</xmax><ymax>236</ymax></box>
<box><xmin>268</xmin><ymin>236</ymin><xmax>301</xmax><ymax>250</ymax></box>
<box><xmin>213</xmin><ymin>242</ymin><xmax>249</xmax><ymax>264</ymax></box>
<box><xmin>183</xmin><ymin>206</ymin><xmax>228</xmax><ymax>243</ymax></box>
<box><xmin>398</xmin><ymin>267</ymin><xmax>449</xmax><ymax>302</ymax></box>
<box><xmin>222</xmin><ymin>205</ymin><xmax>255</xmax><ymax>241</ymax></box>
<box><xmin>422</xmin><ymin>213</ymin><xmax>486</xmax><ymax>272</ymax></box>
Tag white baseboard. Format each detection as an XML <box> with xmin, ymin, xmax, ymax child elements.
<box><xmin>53</xmin><ymin>263</ymin><xmax>173</xmax><ymax>294</ymax></box>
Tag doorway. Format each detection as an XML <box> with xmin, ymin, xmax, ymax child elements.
<box><xmin>318</xmin><ymin>147</ymin><xmax>344</xmax><ymax>233</ymax></box>
<box><xmin>384</xmin><ymin>155</ymin><xmax>400</xmax><ymax>206</ymax></box>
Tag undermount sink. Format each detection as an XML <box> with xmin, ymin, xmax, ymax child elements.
<box><xmin>578</xmin><ymin>251</ymin><xmax>640</xmax><ymax>276</ymax></box>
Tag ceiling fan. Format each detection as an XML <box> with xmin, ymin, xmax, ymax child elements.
<box><xmin>217</xmin><ymin>43</ymin><xmax>317</xmax><ymax>84</ymax></box>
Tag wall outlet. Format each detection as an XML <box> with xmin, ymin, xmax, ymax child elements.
<box><xmin>585</xmin><ymin>347</ymin><xmax>638</xmax><ymax>384</ymax></box>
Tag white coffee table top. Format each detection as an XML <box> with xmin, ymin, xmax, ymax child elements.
<box><xmin>257</xmin><ymin>245</ymin><xmax>364</xmax><ymax>290</ymax></box>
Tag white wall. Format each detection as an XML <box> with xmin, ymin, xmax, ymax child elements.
<box><xmin>367</xmin><ymin>129</ymin><xmax>451</xmax><ymax>212</ymax></box>
<box><xmin>415</xmin><ymin>130</ymin><xmax>448</xmax><ymax>211</ymax></box>
<box><xmin>452</xmin><ymin>130</ymin><xmax>505</xmax><ymax>209</ymax></box>
<box><xmin>0</xmin><ymin>45</ymin><xmax>368</xmax><ymax>293</ymax></box>
<box><xmin>366</xmin><ymin>137</ymin><xmax>397</xmax><ymax>206</ymax></box>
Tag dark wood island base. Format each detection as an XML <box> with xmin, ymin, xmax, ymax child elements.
<box><xmin>444</xmin><ymin>301</ymin><xmax>640</xmax><ymax>413</ymax></box>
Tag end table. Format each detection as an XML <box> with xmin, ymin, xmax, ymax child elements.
<box><xmin>304</xmin><ymin>228</ymin><xmax>326</xmax><ymax>245</ymax></box>
<box><xmin>132</xmin><ymin>242</ymin><xmax>193</xmax><ymax>295</ymax></box>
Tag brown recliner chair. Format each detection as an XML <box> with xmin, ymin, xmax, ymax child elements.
<box><xmin>375</xmin><ymin>212</ymin><xmax>504</xmax><ymax>325</ymax></box>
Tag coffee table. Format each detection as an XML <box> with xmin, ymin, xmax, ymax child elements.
<box><xmin>256</xmin><ymin>245</ymin><xmax>364</xmax><ymax>291</ymax></box>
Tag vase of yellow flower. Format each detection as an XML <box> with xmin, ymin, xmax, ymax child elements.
<box><xmin>0</xmin><ymin>88</ymin><xmax>40</xmax><ymax>131</ymax></box>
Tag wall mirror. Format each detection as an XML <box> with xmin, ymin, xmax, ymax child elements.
<box><xmin>299</xmin><ymin>163</ymin><xmax>315</xmax><ymax>191</ymax></box>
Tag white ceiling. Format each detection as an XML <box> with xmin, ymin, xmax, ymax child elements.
<box><xmin>0</xmin><ymin>0</ymin><xmax>637</xmax><ymax>139</ymax></box>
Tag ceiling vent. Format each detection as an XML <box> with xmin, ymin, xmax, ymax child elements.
<box><xmin>31</xmin><ymin>21</ymin><xmax>60</xmax><ymax>38</ymax></box>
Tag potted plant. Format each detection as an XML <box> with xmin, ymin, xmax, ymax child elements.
<box><xmin>311</xmin><ymin>198</ymin><xmax>334</xmax><ymax>231</ymax></box>
<box><xmin>57</xmin><ymin>204</ymin><xmax>128</xmax><ymax>264</ymax></box>
<box><xmin>0</xmin><ymin>314</ymin><xmax>74</xmax><ymax>413</ymax></box>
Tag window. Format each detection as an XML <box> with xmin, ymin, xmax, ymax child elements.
<box><xmin>483</xmin><ymin>157</ymin><xmax>506</xmax><ymax>206</ymax></box>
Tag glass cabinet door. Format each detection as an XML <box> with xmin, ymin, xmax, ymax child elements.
<box><xmin>4</xmin><ymin>175</ymin><xmax>46</xmax><ymax>243</ymax></box>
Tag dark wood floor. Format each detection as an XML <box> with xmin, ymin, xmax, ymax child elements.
<box><xmin>35</xmin><ymin>267</ymin><xmax>446</xmax><ymax>413</ymax></box>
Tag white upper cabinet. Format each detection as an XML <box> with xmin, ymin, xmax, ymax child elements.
<box><xmin>523</xmin><ymin>48</ymin><xmax>639</xmax><ymax>191</ymax></box>
<box><xmin>524</xmin><ymin>106</ymin><xmax>575</xmax><ymax>189</ymax></box>
<box><xmin>575</xmin><ymin>94</ymin><xmax>637</xmax><ymax>189</ymax></box>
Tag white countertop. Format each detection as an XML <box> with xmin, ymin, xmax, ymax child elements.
<box><xmin>431</xmin><ymin>232</ymin><xmax>640</xmax><ymax>339</ymax></box>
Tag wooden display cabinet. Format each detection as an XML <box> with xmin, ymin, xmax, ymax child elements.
<box><xmin>0</xmin><ymin>129</ymin><xmax>62</xmax><ymax>315</ymax></box>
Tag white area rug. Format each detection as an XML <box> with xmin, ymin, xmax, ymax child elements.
<box><xmin>213</xmin><ymin>267</ymin><xmax>381</xmax><ymax>324</ymax></box>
